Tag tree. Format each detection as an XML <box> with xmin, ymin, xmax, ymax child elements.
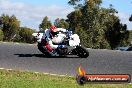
<box><xmin>19</xmin><ymin>27</ymin><xmax>36</xmax><ymax>43</ymax></box>
<box><xmin>129</xmin><ymin>15</ymin><xmax>132</xmax><ymax>22</ymax></box>
<box><xmin>68</xmin><ymin>0</ymin><xmax>81</xmax><ymax>6</ymax></box>
<box><xmin>0</xmin><ymin>14</ymin><xmax>20</xmax><ymax>41</ymax></box>
<box><xmin>67</xmin><ymin>0</ymin><xmax>110</xmax><ymax>48</ymax></box>
<box><xmin>67</xmin><ymin>0</ymin><xmax>129</xmax><ymax>49</ymax></box>
<box><xmin>67</xmin><ymin>10</ymin><xmax>82</xmax><ymax>30</ymax></box>
<box><xmin>129</xmin><ymin>15</ymin><xmax>132</xmax><ymax>45</ymax></box>
<box><xmin>105</xmin><ymin>19</ymin><xmax>129</xmax><ymax>48</ymax></box>
<box><xmin>128</xmin><ymin>30</ymin><xmax>132</xmax><ymax>45</ymax></box>
<box><xmin>68</xmin><ymin>0</ymin><xmax>102</xmax><ymax>8</ymax></box>
<box><xmin>39</xmin><ymin>16</ymin><xmax>52</xmax><ymax>31</ymax></box>
<box><xmin>54</xmin><ymin>18</ymin><xmax>69</xmax><ymax>28</ymax></box>
<box><xmin>0</xmin><ymin>29</ymin><xmax>4</xmax><ymax>41</ymax></box>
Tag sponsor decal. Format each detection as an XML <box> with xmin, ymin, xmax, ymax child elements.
<box><xmin>76</xmin><ymin>66</ymin><xmax>131</xmax><ymax>85</ymax></box>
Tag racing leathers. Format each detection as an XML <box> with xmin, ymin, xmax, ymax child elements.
<box><xmin>42</xmin><ymin>28</ymin><xmax>67</xmax><ymax>56</ymax></box>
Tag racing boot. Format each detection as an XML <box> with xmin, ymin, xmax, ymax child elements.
<box><xmin>50</xmin><ymin>50</ymin><xmax>59</xmax><ymax>56</ymax></box>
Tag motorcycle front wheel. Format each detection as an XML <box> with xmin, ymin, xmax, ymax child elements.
<box><xmin>75</xmin><ymin>46</ymin><xmax>89</xmax><ymax>58</ymax></box>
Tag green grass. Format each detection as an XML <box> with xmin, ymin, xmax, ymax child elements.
<box><xmin>0</xmin><ymin>69</ymin><xmax>131</xmax><ymax>88</ymax></box>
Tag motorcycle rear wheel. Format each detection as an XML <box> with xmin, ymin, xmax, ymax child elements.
<box><xmin>37</xmin><ymin>43</ymin><xmax>51</xmax><ymax>57</ymax></box>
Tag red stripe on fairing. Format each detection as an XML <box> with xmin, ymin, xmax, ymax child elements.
<box><xmin>45</xmin><ymin>44</ymin><xmax>53</xmax><ymax>52</ymax></box>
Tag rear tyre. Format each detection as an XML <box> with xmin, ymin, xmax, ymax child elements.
<box><xmin>37</xmin><ymin>43</ymin><xmax>51</xmax><ymax>57</ymax></box>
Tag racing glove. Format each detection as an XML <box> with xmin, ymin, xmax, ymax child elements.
<box><xmin>57</xmin><ymin>45</ymin><xmax>67</xmax><ymax>48</ymax></box>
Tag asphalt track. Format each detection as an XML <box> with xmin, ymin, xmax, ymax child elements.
<box><xmin>0</xmin><ymin>42</ymin><xmax>132</xmax><ymax>77</ymax></box>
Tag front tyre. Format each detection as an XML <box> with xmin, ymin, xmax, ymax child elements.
<box><xmin>75</xmin><ymin>46</ymin><xmax>89</xmax><ymax>58</ymax></box>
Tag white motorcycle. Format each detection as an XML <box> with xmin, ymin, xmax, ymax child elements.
<box><xmin>32</xmin><ymin>30</ymin><xmax>89</xmax><ymax>58</ymax></box>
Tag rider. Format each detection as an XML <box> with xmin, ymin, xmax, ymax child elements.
<box><xmin>42</xmin><ymin>25</ymin><xmax>67</xmax><ymax>56</ymax></box>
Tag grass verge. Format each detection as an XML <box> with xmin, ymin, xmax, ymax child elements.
<box><xmin>0</xmin><ymin>69</ymin><xmax>131</xmax><ymax>88</ymax></box>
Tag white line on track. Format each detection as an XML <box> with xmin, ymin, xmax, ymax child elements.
<box><xmin>15</xmin><ymin>43</ymin><xmax>19</xmax><ymax>44</ymax></box>
<box><xmin>0</xmin><ymin>68</ymin><xmax>5</xmax><ymax>70</ymax></box>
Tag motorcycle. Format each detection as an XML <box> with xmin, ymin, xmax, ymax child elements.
<box><xmin>32</xmin><ymin>30</ymin><xmax>89</xmax><ymax>58</ymax></box>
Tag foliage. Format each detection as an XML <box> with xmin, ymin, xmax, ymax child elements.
<box><xmin>68</xmin><ymin>0</ymin><xmax>102</xmax><ymax>9</ymax></box>
<box><xmin>54</xmin><ymin>18</ymin><xmax>69</xmax><ymax>28</ymax></box>
<box><xmin>19</xmin><ymin>27</ymin><xmax>36</xmax><ymax>43</ymax></box>
<box><xmin>129</xmin><ymin>15</ymin><xmax>132</xmax><ymax>22</ymax></box>
<box><xmin>0</xmin><ymin>29</ymin><xmax>4</xmax><ymax>41</ymax></box>
<box><xmin>129</xmin><ymin>30</ymin><xmax>132</xmax><ymax>44</ymax></box>
<box><xmin>39</xmin><ymin>16</ymin><xmax>52</xmax><ymax>32</ymax></box>
<box><xmin>0</xmin><ymin>14</ymin><xmax>20</xmax><ymax>41</ymax></box>
<box><xmin>129</xmin><ymin>15</ymin><xmax>132</xmax><ymax>44</ymax></box>
<box><xmin>67</xmin><ymin>10</ymin><xmax>82</xmax><ymax>31</ymax></box>
<box><xmin>105</xmin><ymin>19</ymin><xmax>130</xmax><ymax>48</ymax></box>
<box><xmin>0</xmin><ymin>14</ymin><xmax>36</xmax><ymax>43</ymax></box>
<box><xmin>67</xmin><ymin>0</ymin><xmax>129</xmax><ymax>49</ymax></box>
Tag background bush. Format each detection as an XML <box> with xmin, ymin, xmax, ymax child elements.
<box><xmin>0</xmin><ymin>29</ymin><xmax>4</xmax><ymax>41</ymax></box>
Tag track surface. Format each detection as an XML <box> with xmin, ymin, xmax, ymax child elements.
<box><xmin>0</xmin><ymin>42</ymin><xmax>132</xmax><ymax>77</ymax></box>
